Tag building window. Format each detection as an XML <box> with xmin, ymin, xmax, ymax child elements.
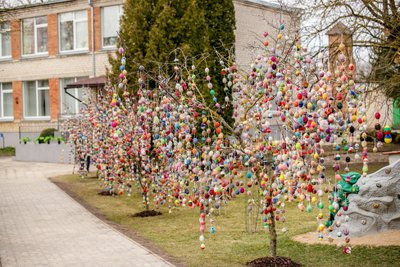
<box><xmin>0</xmin><ymin>22</ymin><xmax>11</xmax><ymax>58</ymax></box>
<box><xmin>0</xmin><ymin>82</ymin><xmax>13</xmax><ymax>118</ymax></box>
<box><xmin>23</xmin><ymin>80</ymin><xmax>50</xmax><ymax>118</ymax></box>
<box><xmin>60</xmin><ymin>77</ymin><xmax>88</xmax><ymax>115</ymax></box>
<box><xmin>59</xmin><ymin>10</ymin><xmax>88</xmax><ymax>52</ymax></box>
<box><xmin>101</xmin><ymin>5</ymin><xmax>123</xmax><ymax>48</ymax></box>
<box><xmin>22</xmin><ymin>16</ymin><xmax>48</xmax><ymax>55</ymax></box>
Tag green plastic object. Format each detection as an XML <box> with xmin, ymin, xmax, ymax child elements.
<box><xmin>325</xmin><ymin>172</ymin><xmax>361</xmax><ymax>227</ymax></box>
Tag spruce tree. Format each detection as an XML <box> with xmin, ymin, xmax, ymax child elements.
<box><xmin>108</xmin><ymin>0</ymin><xmax>158</xmax><ymax>84</ymax></box>
<box><xmin>145</xmin><ymin>0</ymin><xmax>210</xmax><ymax>75</ymax></box>
<box><xmin>197</xmin><ymin>0</ymin><xmax>236</xmax><ymax>127</ymax></box>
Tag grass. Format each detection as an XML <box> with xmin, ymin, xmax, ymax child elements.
<box><xmin>51</xmin><ymin>162</ymin><xmax>400</xmax><ymax>267</ymax></box>
<box><xmin>0</xmin><ymin>146</ymin><xmax>15</xmax><ymax>157</ymax></box>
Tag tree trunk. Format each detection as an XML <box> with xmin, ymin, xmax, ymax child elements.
<box><xmin>269</xmin><ymin>210</ymin><xmax>277</xmax><ymax>258</ymax></box>
<box><xmin>144</xmin><ymin>192</ymin><xmax>150</xmax><ymax>211</ymax></box>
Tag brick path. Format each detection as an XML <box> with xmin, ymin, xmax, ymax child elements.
<box><xmin>0</xmin><ymin>158</ymin><xmax>173</xmax><ymax>267</ymax></box>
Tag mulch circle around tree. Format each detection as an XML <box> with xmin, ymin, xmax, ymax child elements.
<box><xmin>97</xmin><ymin>190</ymin><xmax>116</xmax><ymax>196</ymax></box>
<box><xmin>131</xmin><ymin>210</ymin><xmax>162</xmax><ymax>217</ymax></box>
<box><xmin>246</xmin><ymin>256</ymin><xmax>302</xmax><ymax>267</ymax></box>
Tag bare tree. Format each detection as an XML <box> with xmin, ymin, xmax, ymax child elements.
<box><xmin>291</xmin><ymin>0</ymin><xmax>400</xmax><ymax>103</ymax></box>
<box><xmin>1</xmin><ymin>0</ymin><xmax>48</xmax><ymax>19</ymax></box>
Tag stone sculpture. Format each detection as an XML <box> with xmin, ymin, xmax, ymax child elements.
<box><xmin>333</xmin><ymin>159</ymin><xmax>400</xmax><ymax>237</ymax></box>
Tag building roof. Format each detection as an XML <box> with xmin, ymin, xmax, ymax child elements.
<box><xmin>326</xmin><ymin>22</ymin><xmax>353</xmax><ymax>35</ymax></box>
<box><xmin>1</xmin><ymin>0</ymin><xmax>72</xmax><ymax>11</ymax></box>
<box><xmin>235</xmin><ymin>0</ymin><xmax>302</xmax><ymax>13</ymax></box>
<box><xmin>65</xmin><ymin>76</ymin><xmax>107</xmax><ymax>89</ymax></box>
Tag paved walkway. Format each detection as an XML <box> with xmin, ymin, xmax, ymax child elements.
<box><xmin>0</xmin><ymin>158</ymin><xmax>173</xmax><ymax>267</ymax></box>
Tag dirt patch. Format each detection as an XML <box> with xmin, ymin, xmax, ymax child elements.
<box><xmin>97</xmin><ymin>190</ymin><xmax>117</xmax><ymax>196</ymax></box>
<box><xmin>293</xmin><ymin>230</ymin><xmax>400</xmax><ymax>247</ymax></box>
<box><xmin>132</xmin><ymin>210</ymin><xmax>162</xmax><ymax>217</ymax></box>
<box><xmin>246</xmin><ymin>256</ymin><xmax>301</xmax><ymax>267</ymax></box>
<box><xmin>49</xmin><ymin>178</ymin><xmax>186</xmax><ymax>267</ymax></box>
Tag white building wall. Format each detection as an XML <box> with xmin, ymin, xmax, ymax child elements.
<box><xmin>234</xmin><ymin>0</ymin><xmax>299</xmax><ymax>69</ymax></box>
<box><xmin>0</xmin><ymin>53</ymin><xmax>110</xmax><ymax>82</ymax></box>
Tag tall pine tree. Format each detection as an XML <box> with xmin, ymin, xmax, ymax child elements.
<box><xmin>198</xmin><ymin>0</ymin><xmax>236</xmax><ymax>126</ymax></box>
<box><xmin>108</xmin><ymin>0</ymin><xmax>158</xmax><ymax>84</ymax></box>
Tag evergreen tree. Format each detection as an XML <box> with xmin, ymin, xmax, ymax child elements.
<box><xmin>145</xmin><ymin>0</ymin><xmax>210</xmax><ymax>75</ymax></box>
<box><xmin>108</xmin><ymin>0</ymin><xmax>158</xmax><ymax>84</ymax></box>
<box><xmin>198</xmin><ymin>0</ymin><xmax>236</xmax><ymax>126</ymax></box>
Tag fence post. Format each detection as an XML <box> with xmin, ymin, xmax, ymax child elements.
<box><xmin>0</xmin><ymin>133</ymin><xmax>4</xmax><ymax>148</ymax></box>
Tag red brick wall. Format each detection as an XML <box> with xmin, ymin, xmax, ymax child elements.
<box><xmin>49</xmin><ymin>78</ymin><xmax>59</xmax><ymax>121</ymax></box>
<box><xmin>94</xmin><ymin>7</ymin><xmax>101</xmax><ymax>51</ymax></box>
<box><xmin>11</xmin><ymin>20</ymin><xmax>21</xmax><ymax>60</ymax></box>
<box><xmin>88</xmin><ymin>8</ymin><xmax>92</xmax><ymax>52</ymax></box>
<box><xmin>89</xmin><ymin>7</ymin><xmax>104</xmax><ymax>52</ymax></box>
<box><xmin>12</xmin><ymin>81</ymin><xmax>23</xmax><ymax>121</ymax></box>
<box><xmin>48</xmin><ymin>14</ymin><xmax>58</xmax><ymax>56</ymax></box>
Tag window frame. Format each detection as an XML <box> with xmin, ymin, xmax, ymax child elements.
<box><xmin>0</xmin><ymin>82</ymin><xmax>13</xmax><ymax>120</ymax></box>
<box><xmin>23</xmin><ymin>80</ymin><xmax>50</xmax><ymax>120</ymax></box>
<box><xmin>0</xmin><ymin>21</ymin><xmax>11</xmax><ymax>59</ymax></box>
<box><xmin>59</xmin><ymin>10</ymin><xmax>89</xmax><ymax>53</ymax></box>
<box><xmin>21</xmin><ymin>16</ymin><xmax>48</xmax><ymax>56</ymax></box>
<box><xmin>59</xmin><ymin>76</ymin><xmax>88</xmax><ymax>116</ymax></box>
<box><xmin>101</xmin><ymin>5</ymin><xmax>123</xmax><ymax>49</ymax></box>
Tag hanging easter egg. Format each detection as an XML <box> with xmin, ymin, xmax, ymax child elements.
<box><xmin>376</xmin><ymin>131</ymin><xmax>383</xmax><ymax>140</ymax></box>
<box><xmin>384</xmin><ymin>134</ymin><xmax>392</xmax><ymax>144</ymax></box>
<box><xmin>306</xmin><ymin>203</ymin><xmax>313</xmax><ymax>212</ymax></box>
<box><xmin>383</xmin><ymin>125</ymin><xmax>391</xmax><ymax>134</ymax></box>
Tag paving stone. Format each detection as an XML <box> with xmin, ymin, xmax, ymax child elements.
<box><xmin>0</xmin><ymin>158</ymin><xmax>174</xmax><ymax>267</ymax></box>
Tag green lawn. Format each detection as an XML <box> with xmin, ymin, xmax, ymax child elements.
<box><xmin>51</xmin><ymin>162</ymin><xmax>400</xmax><ymax>267</ymax></box>
<box><xmin>0</xmin><ymin>146</ymin><xmax>15</xmax><ymax>157</ymax></box>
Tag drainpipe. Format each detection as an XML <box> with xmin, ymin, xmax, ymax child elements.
<box><xmin>89</xmin><ymin>0</ymin><xmax>96</xmax><ymax>77</ymax></box>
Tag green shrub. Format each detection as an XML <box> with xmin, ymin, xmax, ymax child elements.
<box><xmin>53</xmin><ymin>136</ymin><xmax>66</xmax><ymax>144</ymax></box>
<box><xmin>20</xmin><ymin>137</ymin><xmax>30</xmax><ymax>144</ymax></box>
<box><xmin>34</xmin><ymin>136</ymin><xmax>45</xmax><ymax>144</ymax></box>
<box><xmin>0</xmin><ymin>146</ymin><xmax>15</xmax><ymax>156</ymax></box>
<box><xmin>40</xmin><ymin>128</ymin><xmax>57</xmax><ymax>138</ymax></box>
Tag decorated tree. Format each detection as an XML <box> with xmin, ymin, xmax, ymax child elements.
<box><xmin>67</xmin><ymin>21</ymin><xmax>388</xmax><ymax>263</ymax></box>
<box><xmin>295</xmin><ymin>0</ymin><xmax>400</xmax><ymax>104</ymax></box>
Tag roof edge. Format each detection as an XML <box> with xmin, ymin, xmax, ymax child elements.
<box><xmin>234</xmin><ymin>0</ymin><xmax>302</xmax><ymax>13</ymax></box>
<box><xmin>1</xmin><ymin>0</ymin><xmax>73</xmax><ymax>12</ymax></box>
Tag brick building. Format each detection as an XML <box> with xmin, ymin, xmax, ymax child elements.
<box><xmin>0</xmin><ymin>0</ymin><xmax>298</xmax><ymax>147</ymax></box>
